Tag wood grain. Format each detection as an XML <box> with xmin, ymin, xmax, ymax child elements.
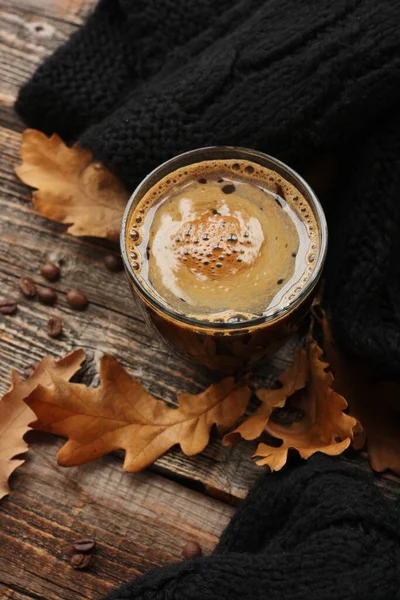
<box><xmin>0</xmin><ymin>433</ymin><xmax>233</xmax><ymax>600</ymax></box>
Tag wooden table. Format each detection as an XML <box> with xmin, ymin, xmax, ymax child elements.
<box><xmin>1</xmin><ymin>2</ymin><xmax>400</xmax><ymax>599</ymax></box>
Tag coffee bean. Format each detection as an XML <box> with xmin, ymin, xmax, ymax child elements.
<box><xmin>182</xmin><ymin>541</ymin><xmax>203</xmax><ymax>560</ymax></box>
<box><xmin>47</xmin><ymin>317</ymin><xmax>63</xmax><ymax>338</ymax></box>
<box><xmin>0</xmin><ymin>299</ymin><xmax>17</xmax><ymax>315</ymax></box>
<box><xmin>104</xmin><ymin>254</ymin><xmax>123</xmax><ymax>272</ymax></box>
<box><xmin>270</xmin><ymin>406</ymin><xmax>305</xmax><ymax>426</ymax></box>
<box><xmin>67</xmin><ymin>289</ymin><xmax>88</xmax><ymax>310</ymax></box>
<box><xmin>70</xmin><ymin>553</ymin><xmax>92</xmax><ymax>570</ymax></box>
<box><xmin>19</xmin><ymin>277</ymin><xmax>36</xmax><ymax>298</ymax></box>
<box><xmin>72</xmin><ymin>538</ymin><xmax>96</xmax><ymax>553</ymax></box>
<box><xmin>37</xmin><ymin>287</ymin><xmax>57</xmax><ymax>305</ymax></box>
<box><xmin>40</xmin><ymin>262</ymin><xmax>60</xmax><ymax>282</ymax></box>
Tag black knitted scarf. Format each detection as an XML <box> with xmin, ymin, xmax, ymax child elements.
<box><xmin>107</xmin><ymin>455</ymin><xmax>400</xmax><ymax>600</ymax></box>
<box><xmin>15</xmin><ymin>3</ymin><xmax>400</xmax><ymax>597</ymax></box>
<box><xmin>15</xmin><ymin>0</ymin><xmax>400</xmax><ymax>379</ymax></box>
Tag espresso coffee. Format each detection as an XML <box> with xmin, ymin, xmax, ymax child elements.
<box><xmin>126</xmin><ymin>159</ymin><xmax>319</xmax><ymax>324</ymax></box>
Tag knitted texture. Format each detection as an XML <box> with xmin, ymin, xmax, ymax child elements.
<box><xmin>103</xmin><ymin>455</ymin><xmax>400</xmax><ymax>600</ymax></box>
<box><xmin>15</xmin><ymin>0</ymin><xmax>400</xmax><ymax>376</ymax></box>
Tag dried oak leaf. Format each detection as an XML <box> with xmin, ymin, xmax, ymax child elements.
<box><xmin>223</xmin><ymin>348</ymin><xmax>308</xmax><ymax>446</ymax></box>
<box><xmin>15</xmin><ymin>129</ymin><xmax>128</xmax><ymax>241</ymax></box>
<box><xmin>25</xmin><ymin>355</ymin><xmax>250</xmax><ymax>472</ymax></box>
<box><xmin>321</xmin><ymin>314</ymin><xmax>400</xmax><ymax>475</ymax></box>
<box><xmin>0</xmin><ymin>350</ymin><xmax>85</xmax><ymax>500</ymax></box>
<box><xmin>253</xmin><ymin>341</ymin><xmax>359</xmax><ymax>471</ymax></box>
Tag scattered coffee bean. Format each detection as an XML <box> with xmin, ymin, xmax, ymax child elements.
<box><xmin>70</xmin><ymin>553</ymin><xmax>92</xmax><ymax>570</ymax></box>
<box><xmin>40</xmin><ymin>262</ymin><xmax>60</xmax><ymax>282</ymax></box>
<box><xmin>47</xmin><ymin>317</ymin><xmax>63</xmax><ymax>338</ymax></box>
<box><xmin>0</xmin><ymin>299</ymin><xmax>17</xmax><ymax>315</ymax></box>
<box><xmin>37</xmin><ymin>287</ymin><xmax>57</xmax><ymax>305</ymax></box>
<box><xmin>182</xmin><ymin>541</ymin><xmax>203</xmax><ymax>560</ymax></box>
<box><xmin>104</xmin><ymin>254</ymin><xmax>123</xmax><ymax>272</ymax></box>
<box><xmin>270</xmin><ymin>406</ymin><xmax>305</xmax><ymax>426</ymax></box>
<box><xmin>72</xmin><ymin>538</ymin><xmax>96</xmax><ymax>553</ymax></box>
<box><xmin>19</xmin><ymin>277</ymin><xmax>36</xmax><ymax>298</ymax></box>
<box><xmin>67</xmin><ymin>289</ymin><xmax>88</xmax><ymax>310</ymax></box>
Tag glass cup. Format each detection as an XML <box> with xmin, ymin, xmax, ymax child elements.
<box><xmin>120</xmin><ymin>147</ymin><xmax>327</xmax><ymax>373</ymax></box>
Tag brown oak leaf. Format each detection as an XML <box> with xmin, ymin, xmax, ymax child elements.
<box><xmin>223</xmin><ymin>348</ymin><xmax>308</xmax><ymax>446</ymax></box>
<box><xmin>321</xmin><ymin>313</ymin><xmax>400</xmax><ymax>476</ymax></box>
<box><xmin>25</xmin><ymin>355</ymin><xmax>250</xmax><ymax>472</ymax></box>
<box><xmin>0</xmin><ymin>350</ymin><xmax>85</xmax><ymax>500</ymax></box>
<box><xmin>15</xmin><ymin>129</ymin><xmax>128</xmax><ymax>240</ymax></box>
<box><xmin>253</xmin><ymin>341</ymin><xmax>359</xmax><ymax>471</ymax></box>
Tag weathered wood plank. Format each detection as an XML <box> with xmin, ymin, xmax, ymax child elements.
<box><xmin>0</xmin><ymin>586</ymin><xmax>35</xmax><ymax>600</ymax></box>
<box><xmin>0</xmin><ymin>433</ymin><xmax>234</xmax><ymax>600</ymax></box>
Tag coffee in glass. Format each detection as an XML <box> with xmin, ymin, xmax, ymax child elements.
<box><xmin>121</xmin><ymin>147</ymin><xmax>327</xmax><ymax>372</ymax></box>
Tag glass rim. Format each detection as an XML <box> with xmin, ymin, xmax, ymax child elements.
<box><xmin>120</xmin><ymin>146</ymin><xmax>328</xmax><ymax>331</ymax></box>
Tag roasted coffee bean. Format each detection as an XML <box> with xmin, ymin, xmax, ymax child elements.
<box><xmin>270</xmin><ymin>406</ymin><xmax>305</xmax><ymax>426</ymax></box>
<box><xmin>66</xmin><ymin>289</ymin><xmax>88</xmax><ymax>310</ymax></box>
<box><xmin>182</xmin><ymin>541</ymin><xmax>203</xmax><ymax>560</ymax></box>
<box><xmin>72</xmin><ymin>538</ymin><xmax>96</xmax><ymax>553</ymax></box>
<box><xmin>70</xmin><ymin>553</ymin><xmax>92</xmax><ymax>570</ymax></box>
<box><xmin>0</xmin><ymin>299</ymin><xmax>17</xmax><ymax>314</ymax></box>
<box><xmin>104</xmin><ymin>254</ymin><xmax>123</xmax><ymax>272</ymax></box>
<box><xmin>47</xmin><ymin>317</ymin><xmax>63</xmax><ymax>338</ymax></box>
<box><xmin>40</xmin><ymin>262</ymin><xmax>60</xmax><ymax>282</ymax></box>
<box><xmin>37</xmin><ymin>287</ymin><xmax>57</xmax><ymax>305</ymax></box>
<box><xmin>19</xmin><ymin>277</ymin><xmax>36</xmax><ymax>298</ymax></box>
